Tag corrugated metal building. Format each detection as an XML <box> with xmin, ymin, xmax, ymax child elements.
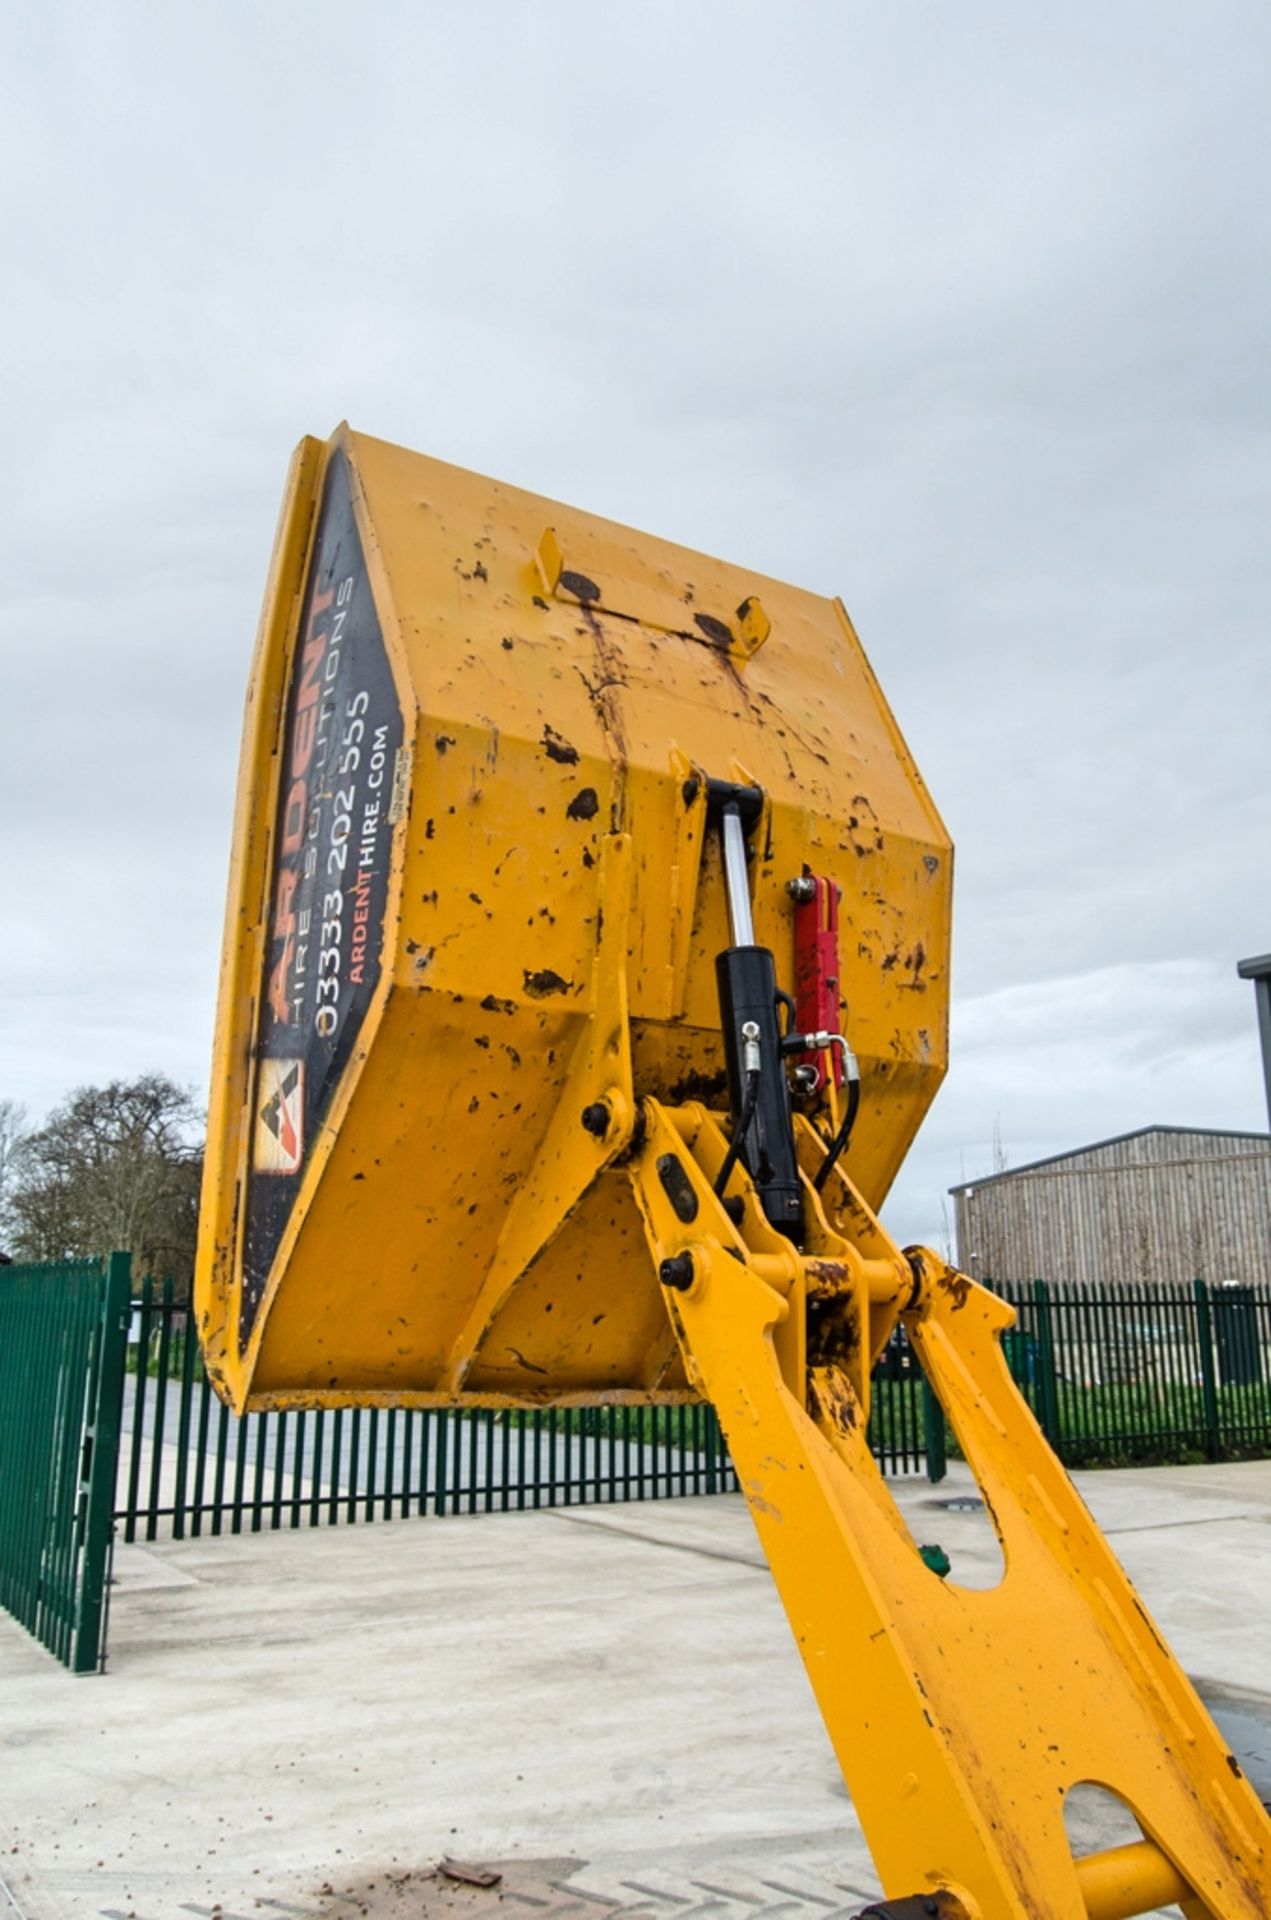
<box><xmin>950</xmin><ymin>1126</ymin><xmax>1271</xmax><ymax>1287</ymax></box>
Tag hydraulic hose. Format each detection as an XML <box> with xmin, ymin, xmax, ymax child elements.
<box><xmin>813</xmin><ymin>1050</ymin><xmax>861</xmax><ymax>1194</ymax></box>
<box><xmin>715</xmin><ymin>1067</ymin><xmax>761</xmax><ymax>1199</ymax></box>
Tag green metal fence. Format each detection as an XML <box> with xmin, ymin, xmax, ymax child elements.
<box><xmin>119</xmin><ymin>1276</ymin><xmax>743</xmax><ymax>1542</ymax></box>
<box><xmin>981</xmin><ymin>1278</ymin><xmax>1271</xmax><ymax>1468</ymax></box>
<box><xmin>116</xmin><ymin>1277</ymin><xmax>943</xmax><ymax>1542</ymax></box>
<box><xmin>15</xmin><ymin>1261</ymin><xmax>1264</xmax><ymax>1667</ymax></box>
<box><xmin>14</xmin><ymin>1263</ymin><xmax>1266</xmax><ymax>1626</ymax></box>
<box><xmin>0</xmin><ymin>1254</ymin><xmax>130</xmax><ymax>1672</ymax></box>
<box><xmin>869</xmin><ymin>1329</ymin><xmax>948</xmax><ymax>1480</ymax></box>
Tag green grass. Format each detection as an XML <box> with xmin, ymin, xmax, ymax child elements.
<box><xmin>925</xmin><ymin>1373</ymin><xmax>1271</xmax><ymax>1470</ymax></box>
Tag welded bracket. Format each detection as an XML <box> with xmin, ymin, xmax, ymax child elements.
<box><xmin>439</xmin><ymin>833</ymin><xmax>634</xmax><ymax>1391</ymax></box>
<box><xmin>629</xmin><ymin>1097</ymin><xmax>1271</xmax><ymax>1920</ymax></box>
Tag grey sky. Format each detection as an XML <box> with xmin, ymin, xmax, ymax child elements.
<box><xmin>3</xmin><ymin>3</ymin><xmax>1268</xmax><ymax>1251</ymax></box>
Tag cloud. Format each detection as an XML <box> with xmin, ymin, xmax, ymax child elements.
<box><xmin>886</xmin><ymin>958</ymin><xmax>1268</xmax><ymax>1249</ymax></box>
<box><xmin>1</xmin><ymin>3</ymin><xmax>1267</xmax><ymax>1265</ymax></box>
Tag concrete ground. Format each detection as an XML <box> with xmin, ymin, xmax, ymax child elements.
<box><xmin>4</xmin><ymin>1462</ymin><xmax>1271</xmax><ymax>1920</ymax></box>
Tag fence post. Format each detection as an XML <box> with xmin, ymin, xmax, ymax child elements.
<box><xmin>171</xmin><ymin>1292</ymin><xmax>197</xmax><ymax>1540</ymax></box>
<box><xmin>73</xmin><ymin>1251</ymin><xmax>131</xmax><ymax>1674</ymax></box>
<box><xmin>1193</xmin><ymin>1279</ymin><xmax>1221</xmax><ymax>1461</ymax></box>
<box><xmin>1032</xmin><ymin>1280</ymin><xmax>1061</xmax><ymax>1452</ymax></box>
<box><xmin>922</xmin><ymin>1376</ymin><xmax>947</xmax><ymax>1484</ymax></box>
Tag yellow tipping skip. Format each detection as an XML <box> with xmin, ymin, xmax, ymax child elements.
<box><xmin>197</xmin><ymin>427</ymin><xmax>1271</xmax><ymax>1919</ymax></box>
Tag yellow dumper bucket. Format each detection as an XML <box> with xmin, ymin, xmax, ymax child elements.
<box><xmin>196</xmin><ymin>424</ymin><xmax>950</xmax><ymax>1413</ymax></box>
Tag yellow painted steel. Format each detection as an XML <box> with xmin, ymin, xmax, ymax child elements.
<box><xmin>197</xmin><ymin>426</ymin><xmax>1271</xmax><ymax>1918</ymax></box>
<box><xmin>197</xmin><ymin>424</ymin><xmax>949</xmax><ymax>1411</ymax></box>
<box><xmin>1073</xmin><ymin>1843</ymin><xmax>1190</xmax><ymax>1920</ymax></box>
<box><xmin>630</xmin><ymin>1105</ymin><xmax>1271</xmax><ymax>1916</ymax></box>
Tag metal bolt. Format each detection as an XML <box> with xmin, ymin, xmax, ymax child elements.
<box><xmin>659</xmin><ymin>1252</ymin><xmax>695</xmax><ymax>1292</ymax></box>
<box><xmin>786</xmin><ymin>875</ymin><xmax>817</xmax><ymax>904</ymax></box>
<box><xmin>580</xmin><ymin>1102</ymin><xmax>610</xmax><ymax>1138</ymax></box>
<box><xmin>790</xmin><ymin>1065</ymin><xmax>819</xmax><ymax>1095</ymax></box>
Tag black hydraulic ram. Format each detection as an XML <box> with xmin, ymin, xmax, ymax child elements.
<box><xmin>708</xmin><ymin>780</ymin><xmax>803</xmax><ymax>1240</ymax></box>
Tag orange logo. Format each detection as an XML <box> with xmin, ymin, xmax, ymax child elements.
<box><xmin>255</xmin><ymin>1060</ymin><xmax>304</xmax><ymax>1175</ymax></box>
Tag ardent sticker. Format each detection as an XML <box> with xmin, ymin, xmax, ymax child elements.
<box><xmin>240</xmin><ymin>452</ymin><xmax>403</xmax><ymax>1348</ymax></box>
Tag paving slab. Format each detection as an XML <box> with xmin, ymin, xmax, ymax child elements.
<box><xmin>4</xmin><ymin>1462</ymin><xmax>1271</xmax><ymax>1920</ymax></box>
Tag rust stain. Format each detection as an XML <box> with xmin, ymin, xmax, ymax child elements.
<box><xmin>504</xmin><ymin>1346</ymin><xmax>548</xmax><ymax>1375</ymax></box>
<box><xmin>522</xmin><ymin>968</ymin><xmax>573</xmax><ymax>998</ymax></box>
<box><xmin>898</xmin><ymin>942</ymin><xmax>928</xmax><ymax>991</ymax></box>
<box><xmin>808</xmin><ymin>1365</ymin><xmax>861</xmax><ymax>1432</ymax></box>
<box><xmin>572</xmin><ymin>612</ymin><xmax>629</xmax><ymax>828</ymax></box>
<box><xmin>693</xmin><ymin>611</ymin><xmax>733</xmax><ymax>649</ymax></box>
<box><xmin>938</xmin><ymin>1269</ymin><xmax>972</xmax><ymax>1310</ymax></box>
<box><xmin>807</xmin><ymin>1289</ymin><xmax>862</xmax><ymax>1372</ymax></box>
<box><xmin>541</xmin><ymin>724</ymin><xmax>579</xmax><ymax>765</ymax></box>
<box><xmin>559</xmin><ymin>569</ymin><xmax>600</xmax><ymax>604</ymax></box>
<box><xmin>666</xmin><ymin>1065</ymin><xmax>729</xmax><ymax>1105</ymax></box>
<box><xmin>805</xmin><ymin>1259</ymin><xmax>850</xmax><ymax>1291</ymax></box>
<box><xmin>566</xmin><ymin>787</ymin><xmax>600</xmax><ymax>821</ymax></box>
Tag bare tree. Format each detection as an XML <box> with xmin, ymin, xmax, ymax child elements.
<box><xmin>938</xmin><ymin>1193</ymin><xmax>955</xmax><ymax>1265</ymax></box>
<box><xmin>0</xmin><ymin>1098</ymin><xmax>26</xmax><ymax>1256</ymax></box>
<box><xmin>5</xmin><ymin>1075</ymin><xmax>203</xmax><ymax>1290</ymax></box>
<box><xmin>991</xmin><ymin>1114</ymin><xmax>1010</xmax><ymax>1176</ymax></box>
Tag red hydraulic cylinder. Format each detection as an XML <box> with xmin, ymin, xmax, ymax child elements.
<box><xmin>792</xmin><ymin>874</ymin><xmax>844</xmax><ymax>1091</ymax></box>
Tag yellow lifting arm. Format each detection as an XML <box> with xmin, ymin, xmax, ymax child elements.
<box><xmin>196</xmin><ymin>427</ymin><xmax>1271</xmax><ymax>1920</ymax></box>
<box><xmin>630</xmin><ymin>1098</ymin><xmax>1268</xmax><ymax>1918</ymax></box>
